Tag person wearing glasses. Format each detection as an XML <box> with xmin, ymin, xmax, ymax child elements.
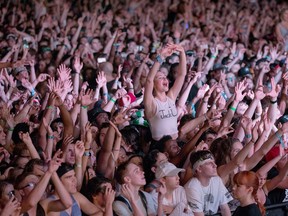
<box><xmin>184</xmin><ymin>150</ymin><xmax>233</xmax><ymax>216</ymax></box>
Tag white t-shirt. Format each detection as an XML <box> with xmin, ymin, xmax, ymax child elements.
<box><xmin>184</xmin><ymin>176</ymin><xmax>233</xmax><ymax>215</ymax></box>
<box><xmin>151</xmin><ymin>186</ymin><xmax>193</xmax><ymax>216</ymax></box>
<box><xmin>113</xmin><ymin>191</ymin><xmax>157</xmax><ymax>216</ymax></box>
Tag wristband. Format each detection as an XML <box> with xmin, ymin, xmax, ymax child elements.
<box><xmin>270</xmin><ymin>100</ymin><xmax>277</xmax><ymax>104</ymax></box>
<box><xmin>75</xmin><ymin>163</ymin><xmax>82</xmax><ymax>168</ymax></box>
<box><xmin>211</xmin><ymin>55</ymin><xmax>217</xmax><ymax>59</ymax></box>
<box><xmin>48</xmin><ymin>135</ymin><xmax>54</xmax><ymax>139</ymax></box>
<box><xmin>110</xmin><ymin>98</ymin><xmax>116</xmax><ymax>103</ymax></box>
<box><xmin>31</xmin><ymin>89</ymin><xmax>35</xmax><ymax>96</ymax></box>
<box><xmin>46</xmin><ymin>105</ymin><xmax>54</xmax><ymax>109</ymax></box>
<box><xmin>84</xmin><ymin>151</ymin><xmax>91</xmax><ymax>157</ymax></box>
<box><xmin>230</xmin><ymin>106</ymin><xmax>236</xmax><ymax>111</ymax></box>
<box><xmin>8</xmin><ymin>128</ymin><xmax>14</xmax><ymax>132</ymax></box>
<box><xmin>81</xmin><ymin>105</ymin><xmax>88</xmax><ymax>109</ymax></box>
<box><xmin>103</xmin><ymin>93</ymin><xmax>108</xmax><ymax>96</ymax></box>
<box><xmin>276</xmin><ymin>131</ymin><xmax>285</xmax><ymax>148</ymax></box>
<box><xmin>156</xmin><ymin>55</ymin><xmax>164</xmax><ymax>64</ymax></box>
<box><xmin>245</xmin><ymin>134</ymin><xmax>252</xmax><ymax>139</ymax></box>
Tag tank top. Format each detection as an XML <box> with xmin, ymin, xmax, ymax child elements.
<box><xmin>148</xmin><ymin>97</ymin><xmax>178</xmax><ymax>141</ymax></box>
<box><xmin>49</xmin><ymin>194</ymin><xmax>82</xmax><ymax>216</ymax></box>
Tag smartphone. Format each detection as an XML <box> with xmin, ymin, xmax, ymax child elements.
<box><xmin>23</xmin><ymin>40</ymin><xmax>29</xmax><ymax>49</ymax></box>
<box><xmin>97</xmin><ymin>57</ymin><xmax>106</xmax><ymax>63</ymax></box>
<box><xmin>136</xmin><ymin>45</ymin><xmax>143</xmax><ymax>52</ymax></box>
<box><xmin>120</xmin><ymin>52</ymin><xmax>128</xmax><ymax>59</ymax></box>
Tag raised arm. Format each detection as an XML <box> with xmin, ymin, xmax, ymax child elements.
<box><xmin>167</xmin><ymin>44</ymin><xmax>187</xmax><ymax>101</ymax></box>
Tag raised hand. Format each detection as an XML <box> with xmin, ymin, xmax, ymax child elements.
<box><xmin>19</xmin><ymin>132</ymin><xmax>33</xmax><ymax>145</ymax></box>
<box><xmin>84</xmin><ymin>122</ymin><xmax>93</xmax><ymax>145</ymax></box>
<box><xmin>37</xmin><ymin>73</ymin><xmax>50</xmax><ymax>83</ymax></box>
<box><xmin>57</xmin><ymin>64</ymin><xmax>71</xmax><ymax>82</ymax></box>
<box><xmin>110</xmin><ymin>109</ymin><xmax>131</xmax><ymax>125</ymax></box>
<box><xmin>104</xmin><ymin>184</ymin><xmax>115</xmax><ymax>205</ymax></box>
<box><xmin>240</xmin><ymin>116</ymin><xmax>253</xmax><ymax>134</ymax></box>
<box><xmin>74</xmin><ymin>140</ymin><xmax>85</xmax><ymax>159</ymax></box>
<box><xmin>96</xmin><ymin>71</ymin><xmax>107</xmax><ymax>89</ymax></box>
<box><xmin>80</xmin><ymin>88</ymin><xmax>95</xmax><ymax>106</ymax></box>
<box><xmin>197</xmin><ymin>84</ymin><xmax>209</xmax><ymax>99</ymax></box>
<box><xmin>73</xmin><ymin>55</ymin><xmax>83</xmax><ymax>73</ymax></box>
<box><xmin>234</xmin><ymin>80</ymin><xmax>247</xmax><ymax>102</ymax></box>
<box><xmin>254</xmin><ymin>86</ymin><xmax>266</xmax><ymax>100</ymax></box>
<box><xmin>266</xmin><ymin>77</ymin><xmax>281</xmax><ymax>98</ymax></box>
<box><xmin>117</xmin><ymin>65</ymin><xmax>123</xmax><ymax>79</ymax></box>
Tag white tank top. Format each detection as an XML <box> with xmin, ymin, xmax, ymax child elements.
<box><xmin>148</xmin><ymin>97</ymin><xmax>178</xmax><ymax>141</ymax></box>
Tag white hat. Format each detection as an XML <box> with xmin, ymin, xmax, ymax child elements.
<box><xmin>155</xmin><ymin>162</ymin><xmax>185</xmax><ymax>179</ymax></box>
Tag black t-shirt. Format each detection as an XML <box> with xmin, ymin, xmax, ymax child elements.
<box><xmin>232</xmin><ymin>203</ymin><xmax>262</xmax><ymax>216</ymax></box>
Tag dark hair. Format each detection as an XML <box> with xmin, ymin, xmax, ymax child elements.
<box><xmin>120</xmin><ymin>126</ymin><xmax>140</xmax><ymax>152</ymax></box>
<box><xmin>50</xmin><ymin>118</ymin><xmax>63</xmax><ymax>131</ymax></box>
<box><xmin>12</xmin><ymin>123</ymin><xmax>29</xmax><ymax>145</ymax></box>
<box><xmin>155</xmin><ymin>135</ymin><xmax>173</xmax><ymax>152</ymax></box>
<box><xmin>115</xmin><ymin>160</ymin><xmax>132</xmax><ymax>185</ymax></box>
<box><xmin>210</xmin><ymin>137</ymin><xmax>233</xmax><ymax>166</ymax></box>
<box><xmin>23</xmin><ymin>158</ymin><xmax>45</xmax><ymax>174</ymax></box>
<box><xmin>143</xmin><ymin>149</ymin><xmax>160</xmax><ymax>184</ymax></box>
<box><xmin>95</xmin><ymin>122</ymin><xmax>110</xmax><ymax>146</ymax></box>
<box><xmin>0</xmin><ymin>181</ymin><xmax>11</xmax><ymax>199</ymax></box>
<box><xmin>86</xmin><ymin>176</ymin><xmax>111</xmax><ymax>201</ymax></box>
<box><xmin>14</xmin><ymin>172</ymin><xmax>35</xmax><ymax>189</ymax></box>
<box><xmin>56</xmin><ymin>163</ymin><xmax>74</xmax><ymax>178</ymax></box>
<box><xmin>190</xmin><ymin>150</ymin><xmax>213</xmax><ymax>168</ymax></box>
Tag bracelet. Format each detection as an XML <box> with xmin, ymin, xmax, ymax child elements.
<box><xmin>156</xmin><ymin>55</ymin><xmax>164</xmax><ymax>64</ymax></box>
<box><xmin>84</xmin><ymin>151</ymin><xmax>91</xmax><ymax>157</ymax></box>
<box><xmin>230</xmin><ymin>106</ymin><xmax>236</xmax><ymax>111</ymax></box>
<box><xmin>31</xmin><ymin>89</ymin><xmax>35</xmax><ymax>96</ymax></box>
<box><xmin>275</xmin><ymin>131</ymin><xmax>285</xmax><ymax>148</ymax></box>
<box><xmin>81</xmin><ymin>105</ymin><xmax>88</xmax><ymax>109</ymax></box>
<box><xmin>270</xmin><ymin>99</ymin><xmax>277</xmax><ymax>104</ymax></box>
<box><xmin>245</xmin><ymin>134</ymin><xmax>252</xmax><ymax>139</ymax></box>
<box><xmin>129</xmin><ymin>87</ymin><xmax>134</xmax><ymax>90</ymax></box>
<box><xmin>46</xmin><ymin>105</ymin><xmax>54</xmax><ymax>109</ymax></box>
<box><xmin>211</xmin><ymin>55</ymin><xmax>217</xmax><ymax>59</ymax></box>
<box><xmin>48</xmin><ymin>135</ymin><xmax>54</xmax><ymax>139</ymax></box>
<box><xmin>8</xmin><ymin>128</ymin><xmax>14</xmax><ymax>131</ymax></box>
<box><xmin>75</xmin><ymin>163</ymin><xmax>82</xmax><ymax>168</ymax></box>
<box><xmin>110</xmin><ymin>98</ymin><xmax>116</xmax><ymax>103</ymax></box>
<box><xmin>85</xmin><ymin>148</ymin><xmax>91</xmax><ymax>150</ymax></box>
<box><xmin>103</xmin><ymin>93</ymin><xmax>108</xmax><ymax>96</ymax></box>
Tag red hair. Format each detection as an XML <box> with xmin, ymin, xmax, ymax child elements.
<box><xmin>233</xmin><ymin>171</ymin><xmax>265</xmax><ymax>216</ymax></box>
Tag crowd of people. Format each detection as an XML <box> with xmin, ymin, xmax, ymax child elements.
<box><xmin>1</xmin><ymin>0</ymin><xmax>288</xmax><ymax>215</ymax></box>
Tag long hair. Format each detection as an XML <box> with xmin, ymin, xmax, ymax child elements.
<box><xmin>233</xmin><ymin>171</ymin><xmax>265</xmax><ymax>216</ymax></box>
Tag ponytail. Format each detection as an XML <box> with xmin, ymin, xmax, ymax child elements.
<box><xmin>254</xmin><ymin>193</ymin><xmax>266</xmax><ymax>216</ymax></box>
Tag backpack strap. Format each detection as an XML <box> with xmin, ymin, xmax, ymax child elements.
<box><xmin>114</xmin><ymin>195</ymin><xmax>133</xmax><ymax>212</ymax></box>
<box><xmin>139</xmin><ymin>190</ymin><xmax>148</xmax><ymax>214</ymax></box>
<box><xmin>114</xmin><ymin>191</ymin><xmax>148</xmax><ymax>215</ymax></box>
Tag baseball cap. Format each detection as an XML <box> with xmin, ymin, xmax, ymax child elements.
<box><xmin>155</xmin><ymin>162</ymin><xmax>185</xmax><ymax>179</ymax></box>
